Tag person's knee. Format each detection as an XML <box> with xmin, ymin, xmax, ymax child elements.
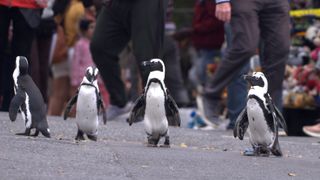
<box><xmin>276</xmin><ymin>41</ymin><xmax>290</xmax><ymax>58</ymax></box>
<box><xmin>244</xmin><ymin>45</ymin><xmax>257</xmax><ymax>57</ymax></box>
<box><xmin>230</xmin><ymin>45</ymin><xmax>256</xmax><ymax>59</ymax></box>
<box><xmin>90</xmin><ymin>37</ymin><xmax>119</xmax><ymax>65</ymax></box>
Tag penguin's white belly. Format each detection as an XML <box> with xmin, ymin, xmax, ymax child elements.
<box><xmin>144</xmin><ymin>85</ymin><xmax>168</xmax><ymax>137</ymax></box>
<box><xmin>76</xmin><ymin>87</ymin><xmax>98</xmax><ymax>134</ymax></box>
<box><xmin>19</xmin><ymin>91</ymin><xmax>32</xmax><ymax>128</ymax></box>
<box><xmin>247</xmin><ymin>98</ymin><xmax>273</xmax><ymax>146</ymax></box>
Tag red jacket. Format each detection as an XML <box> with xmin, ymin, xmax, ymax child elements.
<box><xmin>192</xmin><ymin>0</ymin><xmax>224</xmax><ymax>50</ymax></box>
<box><xmin>0</xmin><ymin>0</ymin><xmax>47</xmax><ymax>9</ymax></box>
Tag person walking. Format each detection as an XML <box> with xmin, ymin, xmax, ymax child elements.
<box><xmin>47</xmin><ymin>0</ymin><xmax>85</xmax><ymax>115</ymax></box>
<box><xmin>0</xmin><ymin>0</ymin><xmax>47</xmax><ymax>111</ymax></box>
<box><xmin>90</xmin><ymin>0</ymin><xmax>168</xmax><ymax>120</ymax></box>
<box><xmin>203</xmin><ymin>0</ymin><xmax>291</xmax><ymax>125</ymax></box>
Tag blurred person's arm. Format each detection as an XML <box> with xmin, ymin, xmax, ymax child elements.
<box><xmin>215</xmin><ymin>0</ymin><xmax>231</xmax><ymax>22</ymax></box>
<box><xmin>64</xmin><ymin>1</ymin><xmax>85</xmax><ymax>47</ymax></box>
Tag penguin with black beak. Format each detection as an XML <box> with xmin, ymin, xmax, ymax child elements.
<box><xmin>234</xmin><ymin>72</ymin><xmax>288</xmax><ymax>156</ymax></box>
<box><xmin>10</xmin><ymin>56</ymin><xmax>51</xmax><ymax>138</ymax></box>
<box><xmin>128</xmin><ymin>59</ymin><xmax>180</xmax><ymax>147</ymax></box>
<box><xmin>64</xmin><ymin>66</ymin><xmax>106</xmax><ymax>141</ymax></box>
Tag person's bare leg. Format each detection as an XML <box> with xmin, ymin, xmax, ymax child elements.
<box><xmin>48</xmin><ymin>76</ymin><xmax>70</xmax><ymax>116</ymax></box>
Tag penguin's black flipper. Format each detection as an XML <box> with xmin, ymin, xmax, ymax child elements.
<box><xmin>265</xmin><ymin>94</ymin><xmax>288</xmax><ymax>134</ymax></box>
<box><xmin>9</xmin><ymin>88</ymin><xmax>26</xmax><ymax>122</ymax></box>
<box><xmin>274</xmin><ymin>104</ymin><xmax>288</xmax><ymax>134</ymax></box>
<box><xmin>270</xmin><ymin>137</ymin><xmax>283</xmax><ymax>156</ymax></box>
<box><xmin>265</xmin><ymin>93</ymin><xmax>284</xmax><ymax>156</ymax></box>
<box><xmin>165</xmin><ymin>89</ymin><xmax>181</xmax><ymax>127</ymax></box>
<box><xmin>233</xmin><ymin>108</ymin><xmax>249</xmax><ymax>140</ymax></box>
<box><xmin>128</xmin><ymin>93</ymin><xmax>146</xmax><ymax>126</ymax></box>
<box><xmin>87</xmin><ymin>134</ymin><xmax>98</xmax><ymax>141</ymax></box>
<box><xmin>63</xmin><ymin>93</ymin><xmax>78</xmax><ymax>120</ymax></box>
<box><xmin>97</xmin><ymin>92</ymin><xmax>107</xmax><ymax>125</ymax></box>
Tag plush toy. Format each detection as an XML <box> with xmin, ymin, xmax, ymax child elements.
<box><xmin>284</xmin><ymin>64</ymin><xmax>320</xmax><ymax>108</ymax></box>
<box><xmin>305</xmin><ymin>21</ymin><xmax>320</xmax><ymax>62</ymax></box>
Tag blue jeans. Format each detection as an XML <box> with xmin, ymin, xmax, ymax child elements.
<box><xmin>227</xmin><ymin>63</ymin><xmax>249</xmax><ymax>129</ymax></box>
<box><xmin>196</xmin><ymin>49</ymin><xmax>221</xmax><ymax>86</ymax></box>
<box><xmin>224</xmin><ymin>22</ymin><xmax>250</xmax><ymax>129</ymax></box>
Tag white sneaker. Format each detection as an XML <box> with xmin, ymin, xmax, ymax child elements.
<box><xmin>302</xmin><ymin>124</ymin><xmax>320</xmax><ymax>138</ymax></box>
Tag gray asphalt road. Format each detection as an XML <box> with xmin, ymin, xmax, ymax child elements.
<box><xmin>0</xmin><ymin>111</ymin><xmax>319</xmax><ymax>180</ymax></box>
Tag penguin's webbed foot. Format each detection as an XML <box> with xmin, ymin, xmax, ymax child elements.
<box><xmin>15</xmin><ymin>132</ymin><xmax>30</xmax><ymax>136</ymax></box>
<box><xmin>75</xmin><ymin>130</ymin><xmax>85</xmax><ymax>141</ymax></box>
<box><xmin>147</xmin><ymin>143</ymin><xmax>158</xmax><ymax>147</ymax></box>
<box><xmin>159</xmin><ymin>136</ymin><xmax>170</xmax><ymax>148</ymax></box>
<box><xmin>159</xmin><ymin>144</ymin><xmax>170</xmax><ymax>148</ymax></box>
<box><xmin>256</xmin><ymin>146</ymin><xmax>270</xmax><ymax>157</ymax></box>
<box><xmin>243</xmin><ymin>148</ymin><xmax>256</xmax><ymax>156</ymax></box>
<box><xmin>15</xmin><ymin>128</ymin><xmax>31</xmax><ymax>136</ymax></box>
<box><xmin>243</xmin><ymin>146</ymin><xmax>270</xmax><ymax>157</ymax></box>
<box><xmin>147</xmin><ymin>137</ymin><xmax>159</xmax><ymax>147</ymax></box>
<box><xmin>31</xmin><ymin>130</ymin><xmax>39</xmax><ymax>137</ymax></box>
<box><xmin>87</xmin><ymin>134</ymin><xmax>98</xmax><ymax>141</ymax></box>
<box><xmin>75</xmin><ymin>135</ymin><xmax>85</xmax><ymax>141</ymax></box>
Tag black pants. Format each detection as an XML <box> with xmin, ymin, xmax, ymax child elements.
<box><xmin>163</xmin><ymin>35</ymin><xmax>190</xmax><ymax>106</ymax></box>
<box><xmin>30</xmin><ymin>34</ymin><xmax>52</xmax><ymax>103</ymax></box>
<box><xmin>90</xmin><ymin>0</ymin><xmax>167</xmax><ymax>107</ymax></box>
<box><xmin>205</xmin><ymin>0</ymin><xmax>290</xmax><ymax>108</ymax></box>
<box><xmin>0</xmin><ymin>6</ymin><xmax>36</xmax><ymax>111</ymax></box>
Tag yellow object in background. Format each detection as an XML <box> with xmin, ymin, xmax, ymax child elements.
<box><xmin>290</xmin><ymin>9</ymin><xmax>320</xmax><ymax>17</ymax></box>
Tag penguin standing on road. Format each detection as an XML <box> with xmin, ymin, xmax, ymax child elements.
<box><xmin>128</xmin><ymin>59</ymin><xmax>181</xmax><ymax>147</ymax></box>
<box><xmin>64</xmin><ymin>66</ymin><xmax>106</xmax><ymax>141</ymax></box>
<box><xmin>234</xmin><ymin>72</ymin><xmax>288</xmax><ymax>156</ymax></box>
<box><xmin>9</xmin><ymin>56</ymin><xmax>51</xmax><ymax>138</ymax></box>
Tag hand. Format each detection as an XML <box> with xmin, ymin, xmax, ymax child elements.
<box><xmin>215</xmin><ymin>2</ymin><xmax>231</xmax><ymax>22</ymax></box>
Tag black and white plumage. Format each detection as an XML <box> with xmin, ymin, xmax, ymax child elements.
<box><xmin>64</xmin><ymin>66</ymin><xmax>106</xmax><ymax>141</ymax></box>
<box><xmin>9</xmin><ymin>56</ymin><xmax>50</xmax><ymax>138</ymax></box>
<box><xmin>234</xmin><ymin>72</ymin><xmax>288</xmax><ymax>156</ymax></box>
<box><xmin>128</xmin><ymin>59</ymin><xmax>180</xmax><ymax>147</ymax></box>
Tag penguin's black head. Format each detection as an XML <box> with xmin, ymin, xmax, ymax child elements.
<box><xmin>244</xmin><ymin>72</ymin><xmax>266</xmax><ymax>88</ymax></box>
<box><xmin>141</xmin><ymin>59</ymin><xmax>165</xmax><ymax>83</ymax></box>
<box><xmin>16</xmin><ymin>56</ymin><xmax>29</xmax><ymax>75</ymax></box>
<box><xmin>141</xmin><ymin>59</ymin><xmax>164</xmax><ymax>73</ymax></box>
<box><xmin>84</xmin><ymin>66</ymin><xmax>99</xmax><ymax>83</ymax></box>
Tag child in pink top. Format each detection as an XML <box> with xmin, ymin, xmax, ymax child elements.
<box><xmin>70</xmin><ymin>18</ymin><xmax>109</xmax><ymax>108</ymax></box>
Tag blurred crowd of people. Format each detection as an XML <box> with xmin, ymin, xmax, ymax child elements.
<box><xmin>1</xmin><ymin>0</ymin><xmax>320</xmax><ymax>137</ymax></box>
<box><xmin>0</xmin><ymin>0</ymin><xmax>108</xmax><ymax>116</ymax></box>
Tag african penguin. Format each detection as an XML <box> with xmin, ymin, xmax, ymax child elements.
<box><xmin>64</xmin><ymin>66</ymin><xmax>107</xmax><ymax>141</ymax></box>
<box><xmin>127</xmin><ymin>59</ymin><xmax>180</xmax><ymax>147</ymax></box>
<box><xmin>234</xmin><ymin>72</ymin><xmax>288</xmax><ymax>156</ymax></box>
<box><xmin>9</xmin><ymin>56</ymin><xmax>50</xmax><ymax>138</ymax></box>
